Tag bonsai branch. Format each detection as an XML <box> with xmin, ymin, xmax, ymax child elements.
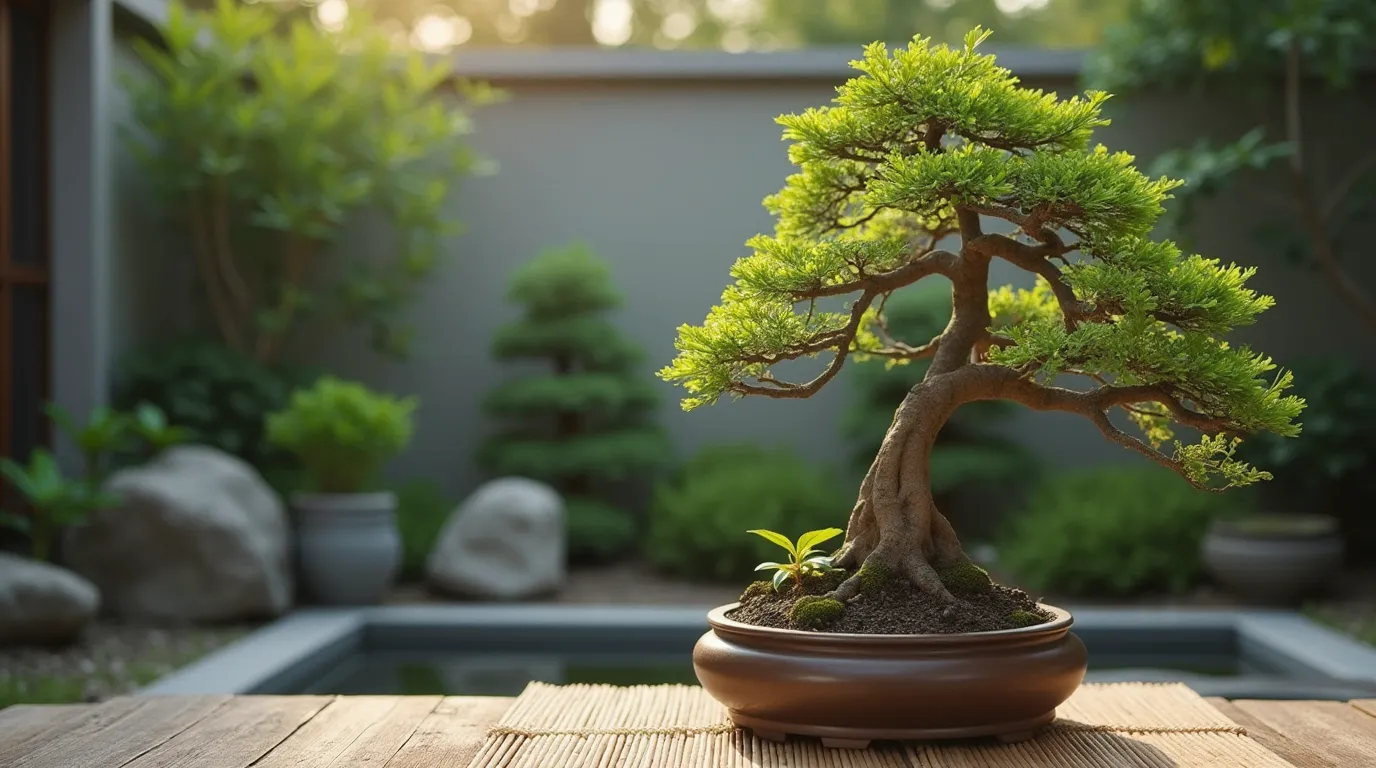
<box><xmin>728</xmin><ymin>290</ymin><xmax>879</xmax><ymax>399</ymax></box>
<box><xmin>790</xmin><ymin>248</ymin><xmax>960</xmax><ymax>300</ymax></box>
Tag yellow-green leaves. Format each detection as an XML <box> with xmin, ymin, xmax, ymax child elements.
<box><xmin>731</xmin><ymin>235</ymin><xmax>909</xmax><ymax>301</ymax></box>
<box><xmin>988</xmin><ymin>278</ymin><xmax>1060</xmax><ymax>331</ymax></box>
<box><xmin>839</xmin><ymin>31</ymin><xmax>1110</xmax><ymax>153</ymax></box>
<box><xmin>749</xmin><ymin>527</ymin><xmax>843</xmax><ymax>591</ymax></box>
<box><xmin>868</xmin><ymin>145</ymin><xmax>1013</xmax><ymax>215</ymax></box>
<box><xmin>657</xmin><ymin>285</ymin><xmax>851</xmax><ymax>411</ymax></box>
<box><xmin>1010</xmin><ymin>147</ymin><xmax>1182</xmax><ymax>240</ymax></box>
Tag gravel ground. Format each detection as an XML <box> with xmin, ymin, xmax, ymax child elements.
<box><xmin>0</xmin><ymin>622</ymin><xmax>254</xmax><ymax>708</ymax></box>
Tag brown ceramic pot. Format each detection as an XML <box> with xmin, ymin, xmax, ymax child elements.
<box><xmin>693</xmin><ymin>602</ymin><xmax>1087</xmax><ymax>748</ymax></box>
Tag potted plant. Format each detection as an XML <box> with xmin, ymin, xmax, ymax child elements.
<box><xmin>658</xmin><ymin>29</ymin><xmax>1305</xmax><ymax>746</ymax></box>
<box><xmin>266</xmin><ymin>377</ymin><xmax>417</xmax><ymax>605</ymax></box>
<box><xmin>1203</xmin><ymin>514</ymin><xmax>1343</xmax><ymax>606</ymax></box>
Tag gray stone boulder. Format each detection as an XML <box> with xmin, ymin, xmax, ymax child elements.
<box><xmin>64</xmin><ymin>445</ymin><xmax>292</xmax><ymax>622</ymax></box>
<box><xmin>0</xmin><ymin>553</ymin><xmax>99</xmax><ymax>645</ymax></box>
<box><xmin>427</xmin><ymin>478</ymin><xmax>565</xmax><ymax>599</ymax></box>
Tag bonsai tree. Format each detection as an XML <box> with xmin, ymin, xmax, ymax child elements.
<box><xmin>479</xmin><ymin>244</ymin><xmax>672</xmax><ymax>563</ymax></box>
<box><xmin>659</xmin><ymin>30</ymin><xmax>1305</xmax><ymax>614</ymax></box>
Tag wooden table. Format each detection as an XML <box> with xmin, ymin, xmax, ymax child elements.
<box><xmin>0</xmin><ymin>694</ymin><xmax>1374</xmax><ymax>767</ymax></box>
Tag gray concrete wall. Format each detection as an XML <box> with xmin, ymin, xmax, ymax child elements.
<box><xmin>108</xmin><ymin>48</ymin><xmax>1376</xmax><ymax>501</ymax></box>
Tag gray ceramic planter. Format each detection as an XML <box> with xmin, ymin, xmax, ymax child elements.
<box><xmin>1202</xmin><ymin>514</ymin><xmax>1343</xmax><ymax>606</ymax></box>
<box><xmin>293</xmin><ymin>491</ymin><xmax>401</xmax><ymax>606</ymax></box>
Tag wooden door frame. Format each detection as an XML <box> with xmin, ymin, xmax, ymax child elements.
<box><xmin>0</xmin><ymin>0</ymin><xmax>53</xmax><ymax>464</ymax></box>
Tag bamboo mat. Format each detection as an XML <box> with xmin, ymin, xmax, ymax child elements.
<box><xmin>466</xmin><ymin>682</ymin><xmax>1296</xmax><ymax>767</ymax></box>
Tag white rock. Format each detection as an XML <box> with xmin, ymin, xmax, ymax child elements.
<box><xmin>427</xmin><ymin>478</ymin><xmax>565</xmax><ymax>600</ymax></box>
<box><xmin>0</xmin><ymin>553</ymin><xmax>99</xmax><ymax>645</ymax></box>
<box><xmin>64</xmin><ymin>445</ymin><xmax>292</xmax><ymax>622</ymax></box>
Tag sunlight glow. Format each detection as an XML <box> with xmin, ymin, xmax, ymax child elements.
<box><xmin>662</xmin><ymin>10</ymin><xmax>696</xmax><ymax>41</ymax></box>
<box><xmin>721</xmin><ymin>27</ymin><xmax>750</xmax><ymax>52</ymax></box>
<box><xmin>314</xmin><ymin>0</ymin><xmax>349</xmax><ymax>31</ymax></box>
<box><xmin>994</xmin><ymin>0</ymin><xmax>1051</xmax><ymax>13</ymax></box>
<box><xmin>706</xmin><ymin>0</ymin><xmax>760</xmax><ymax>26</ymax></box>
<box><xmin>926</xmin><ymin>0</ymin><xmax>957</xmax><ymax>10</ymax></box>
<box><xmin>592</xmin><ymin>0</ymin><xmax>634</xmax><ymax>46</ymax></box>
<box><xmin>411</xmin><ymin>11</ymin><xmax>473</xmax><ymax>52</ymax></box>
<box><xmin>509</xmin><ymin>0</ymin><xmax>539</xmax><ymax>18</ymax></box>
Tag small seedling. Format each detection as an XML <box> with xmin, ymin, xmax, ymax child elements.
<box><xmin>750</xmin><ymin>527</ymin><xmax>843</xmax><ymax>591</ymax></box>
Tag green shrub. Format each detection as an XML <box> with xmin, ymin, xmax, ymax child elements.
<box><xmin>645</xmin><ymin>444</ymin><xmax>849</xmax><ymax>582</ymax></box>
<box><xmin>265</xmin><ymin>377</ymin><xmax>417</xmax><ymax>494</ymax></box>
<box><xmin>392</xmin><ymin>479</ymin><xmax>453</xmax><ymax>580</ymax></box>
<box><xmin>114</xmin><ymin>340</ymin><xmax>312</xmax><ymax>474</ymax></box>
<box><xmin>997</xmin><ymin>464</ymin><xmax>1246</xmax><ymax>597</ymax></box>
<box><xmin>479</xmin><ymin>244</ymin><xmax>672</xmax><ymax>564</ymax></box>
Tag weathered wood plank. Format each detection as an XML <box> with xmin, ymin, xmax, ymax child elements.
<box><xmin>251</xmin><ymin>697</ymin><xmax>406</xmax><ymax>768</ymax></box>
<box><xmin>252</xmin><ymin>696</ymin><xmax>443</xmax><ymax>768</ymax></box>
<box><xmin>0</xmin><ymin>704</ymin><xmax>96</xmax><ymax>761</ymax></box>
<box><xmin>7</xmin><ymin>696</ymin><xmax>230</xmax><ymax>768</ymax></box>
<box><xmin>384</xmin><ymin>696</ymin><xmax>514</xmax><ymax>768</ymax></box>
<box><xmin>1206</xmin><ymin>698</ymin><xmax>1327</xmax><ymax>768</ymax></box>
<box><xmin>121</xmin><ymin>695</ymin><xmax>333</xmax><ymax>768</ymax></box>
<box><xmin>1230</xmin><ymin>699</ymin><xmax>1376</xmax><ymax>768</ymax></box>
<box><xmin>1351</xmin><ymin>700</ymin><xmax>1376</xmax><ymax>720</ymax></box>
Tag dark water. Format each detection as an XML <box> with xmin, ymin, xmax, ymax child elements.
<box><xmin>299</xmin><ymin>651</ymin><xmax>1260</xmax><ymax>698</ymax></box>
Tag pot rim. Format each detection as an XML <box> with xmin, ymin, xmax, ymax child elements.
<box><xmin>707</xmin><ymin>602</ymin><xmax>1073</xmax><ymax>648</ymax></box>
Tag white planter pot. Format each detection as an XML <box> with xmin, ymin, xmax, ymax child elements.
<box><xmin>293</xmin><ymin>491</ymin><xmax>401</xmax><ymax>606</ymax></box>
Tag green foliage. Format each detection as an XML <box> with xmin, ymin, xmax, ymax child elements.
<box><xmin>789</xmin><ymin>596</ymin><xmax>845</xmax><ymax>630</ymax></box>
<box><xmin>43</xmin><ymin>401</ymin><xmax>190</xmax><ymax>483</ymax></box>
<box><xmin>480</xmin><ymin>244</ymin><xmax>671</xmax><ymax>564</ymax></box>
<box><xmin>0</xmin><ymin>450</ymin><xmax>119</xmax><ymax>562</ymax></box>
<box><xmin>1087</xmin><ymin>0</ymin><xmax>1376</xmax><ymax>327</ymax></box>
<box><xmin>749</xmin><ymin>527</ymin><xmax>842</xmax><ymax>591</ymax></box>
<box><xmin>392</xmin><ymin>479</ymin><xmax>453</xmax><ymax>580</ymax></box>
<box><xmin>114</xmin><ymin>340</ymin><xmax>311</xmax><ymax>475</ymax></box>
<box><xmin>660</xmin><ymin>30</ymin><xmax>1303</xmax><ymax>496</ymax></box>
<box><xmin>645</xmin><ymin>444</ymin><xmax>849</xmax><ymax>582</ymax></box>
<box><xmin>564</xmin><ymin>498</ymin><xmax>638</xmax><ymax>564</ymax></box>
<box><xmin>997</xmin><ymin>465</ymin><xmax>1247</xmax><ymax>597</ymax></box>
<box><xmin>844</xmin><ymin>282</ymin><xmax>1035</xmax><ymax>495</ymax></box>
<box><xmin>124</xmin><ymin>0</ymin><xmax>501</xmax><ymax>363</ymax></box>
<box><xmin>265</xmin><ymin>377</ymin><xmax>417</xmax><ymax>494</ymax></box>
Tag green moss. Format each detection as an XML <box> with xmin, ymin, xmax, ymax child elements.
<box><xmin>1008</xmin><ymin>610</ymin><xmax>1045</xmax><ymax>628</ymax></box>
<box><xmin>937</xmin><ymin>559</ymin><xmax>993</xmax><ymax>597</ymax></box>
<box><xmin>857</xmin><ymin>561</ymin><xmax>895</xmax><ymax>595</ymax></box>
<box><xmin>741</xmin><ymin>580</ymin><xmax>774</xmax><ymax>602</ymax></box>
<box><xmin>789</xmin><ymin>596</ymin><xmax>845</xmax><ymax>630</ymax></box>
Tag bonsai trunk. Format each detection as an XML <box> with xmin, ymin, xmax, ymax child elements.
<box><xmin>828</xmin><ymin>379</ymin><xmax>975</xmax><ymax>604</ymax></box>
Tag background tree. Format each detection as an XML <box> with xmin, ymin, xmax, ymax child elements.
<box><xmin>659</xmin><ymin>30</ymin><xmax>1304</xmax><ymax>605</ymax></box>
<box><xmin>1086</xmin><ymin>0</ymin><xmax>1376</xmax><ymax>334</ymax></box>
<box><xmin>125</xmin><ymin>0</ymin><xmax>500</xmax><ymax>363</ymax></box>
<box><xmin>479</xmin><ymin>244</ymin><xmax>672</xmax><ymax>563</ymax></box>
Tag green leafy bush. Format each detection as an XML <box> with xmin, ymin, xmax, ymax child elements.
<box><xmin>0</xmin><ymin>450</ymin><xmax>118</xmax><ymax>562</ymax></box>
<box><xmin>114</xmin><ymin>340</ymin><xmax>310</xmax><ymax>474</ymax></box>
<box><xmin>645</xmin><ymin>444</ymin><xmax>849</xmax><ymax>582</ymax></box>
<box><xmin>392</xmin><ymin>479</ymin><xmax>453</xmax><ymax>580</ymax></box>
<box><xmin>124</xmin><ymin>1</ymin><xmax>501</xmax><ymax>363</ymax></box>
<box><xmin>479</xmin><ymin>244</ymin><xmax>672</xmax><ymax>563</ymax></box>
<box><xmin>997</xmin><ymin>465</ymin><xmax>1246</xmax><ymax>597</ymax></box>
<box><xmin>265</xmin><ymin>377</ymin><xmax>417</xmax><ymax>494</ymax></box>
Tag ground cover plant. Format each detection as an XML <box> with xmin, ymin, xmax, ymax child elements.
<box><xmin>660</xmin><ymin>29</ymin><xmax>1305</xmax><ymax>633</ymax></box>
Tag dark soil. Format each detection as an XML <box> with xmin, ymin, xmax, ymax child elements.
<box><xmin>728</xmin><ymin>570</ymin><xmax>1053</xmax><ymax>634</ymax></box>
